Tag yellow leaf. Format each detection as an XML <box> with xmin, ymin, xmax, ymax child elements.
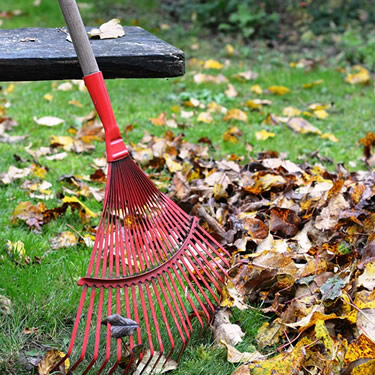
<box><xmin>38</xmin><ymin>350</ymin><xmax>70</xmax><ymax>375</ymax></box>
<box><xmin>223</xmin><ymin>126</ymin><xmax>243</xmax><ymax>143</ymax></box>
<box><xmin>43</xmin><ymin>93</ymin><xmax>53</xmax><ymax>102</ymax></box>
<box><xmin>6</xmin><ymin>240</ymin><xmax>26</xmax><ymax>260</ymax></box>
<box><xmin>225</xmin><ymin>44</ymin><xmax>235</xmax><ymax>56</ymax></box>
<box><xmin>321</xmin><ymin>133</ymin><xmax>339</xmax><ymax>142</ymax></box>
<box><xmin>62</xmin><ymin>196</ymin><xmax>98</xmax><ymax>218</ymax></box>
<box><xmin>224</xmin><ymin>109</ymin><xmax>248</xmax><ymax>122</ymax></box>
<box><xmin>255</xmin><ymin>130</ymin><xmax>275</xmax><ymax>140</ymax></box>
<box><xmin>255</xmin><ymin>320</ymin><xmax>283</xmax><ymax>349</ymax></box>
<box><xmin>352</xmin><ymin>359</ymin><xmax>375</xmax><ymax>375</ymax></box>
<box><xmin>31</xmin><ymin>164</ymin><xmax>48</xmax><ymax>179</ymax></box>
<box><xmin>313</xmin><ymin>109</ymin><xmax>329</xmax><ymax>119</ymax></box>
<box><xmin>170</xmin><ymin>105</ymin><xmax>180</xmax><ymax>113</ymax></box>
<box><xmin>315</xmin><ymin>319</ymin><xmax>334</xmax><ymax>357</ymax></box>
<box><xmin>308</xmin><ymin>103</ymin><xmax>330</xmax><ymax>111</ymax></box>
<box><xmin>245</xmin><ymin>100</ymin><xmax>263</xmax><ymax>110</ymax></box>
<box><xmin>4</xmin><ymin>83</ymin><xmax>15</xmax><ymax>94</ymax></box>
<box><xmin>345</xmin><ymin>65</ymin><xmax>371</xmax><ymax>85</ymax></box>
<box><xmin>267</xmin><ymin>85</ymin><xmax>290</xmax><ymax>95</ymax></box>
<box><xmin>250</xmin><ymin>84</ymin><xmax>263</xmax><ymax>94</ymax></box>
<box><xmin>203</xmin><ymin>59</ymin><xmax>223</xmax><ymax>69</ymax></box>
<box><xmin>354</xmin><ymin>289</ymin><xmax>375</xmax><ymax>309</ymax></box>
<box><xmin>68</xmin><ymin>100</ymin><xmax>83</xmax><ymax>107</ymax></box>
<box><xmin>50</xmin><ymin>135</ymin><xmax>75</xmax><ymax>151</ymax></box>
<box><xmin>287</xmin><ymin>117</ymin><xmax>321</xmax><ymax>134</ymax></box>
<box><xmin>282</xmin><ymin>106</ymin><xmax>301</xmax><ymax>117</ymax></box>
<box><xmin>197</xmin><ymin>111</ymin><xmax>213</xmax><ymax>123</ymax></box>
<box><xmin>344</xmin><ymin>334</ymin><xmax>375</xmax><ymax>367</ymax></box>
<box><xmin>164</xmin><ymin>153</ymin><xmax>182</xmax><ymax>173</ymax></box>
<box><xmin>248</xmin><ymin>336</ymin><xmax>312</xmax><ymax>375</ymax></box>
<box><xmin>302</xmin><ymin>79</ymin><xmax>323</xmax><ymax>89</ymax></box>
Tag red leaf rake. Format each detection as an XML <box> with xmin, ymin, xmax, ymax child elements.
<box><xmin>55</xmin><ymin>1</ymin><xmax>229</xmax><ymax>373</ymax></box>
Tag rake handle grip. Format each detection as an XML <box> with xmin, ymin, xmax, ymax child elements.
<box><xmin>58</xmin><ymin>0</ymin><xmax>128</xmax><ymax>161</ymax></box>
<box><xmin>58</xmin><ymin>0</ymin><xmax>99</xmax><ymax>76</ymax></box>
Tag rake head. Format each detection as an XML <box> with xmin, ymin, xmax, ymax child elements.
<box><xmin>56</xmin><ymin>156</ymin><xmax>230</xmax><ymax>374</ymax></box>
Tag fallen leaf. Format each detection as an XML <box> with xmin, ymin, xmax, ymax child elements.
<box><xmin>282</xmin><ymin>106</ymin><xmax>301</xmax><ymax>117</ymax></box>
<box><xmin>38</xmin><ymin>349</ymin><xmax>69</xmax><ymax>375</ymax></box>
<box><xmin>358</xmin><ymin>262</ymin><xmax>375</xmax><ymax>290</ymax></box>
<box><xmin>197</xmin><ymin>111</ymin><xmax>213</xmax><ymax>123</ymax></box>
<box><xmin>267</xmin><ymin>85</ymin><xmax>291</xmax><ymax>95</ymax></box>
<box><xmin>321</xmin><ymin>133</ymin><xmax>339</xmax><ymax>142</ymax></box>
<box><xmin>345</xmin><ymin>65</ymin><xmax>370</xmax><ymax>85</ymax></box>
<box><xmin>225</xmin><ymin>84</ymin><xmax>238</xmax><ymax>97</ymax></box>
<box><xmin>57</xmin><ymin>82</ymin><xmax>73</xmax><ymax>91</ymax></box>
<box><xmin>233</xmin><ymin>70</ymin><xmax>258</xmax><ymax>81</ymax></box>
<box><xmin>203</xmin><ymin>59</ymin><xmax>224</xmax><ymax>69</ymax></box>
<box><xmin>220</xmin><ymin>340</ymin><xmax>265</xmax><ymax>363</ymax></box>
<box><xmin>224</xmin><ymin>109</ymin><xmax>247</xmax><ymax>122</ymax></box>
<box><xmin>255</xmin><ymin>320</ymin><xmax>283</xmax><ymax>349</ymax></box>
<box><xmin>344</xmin><ymin>334</ymin><xmax>375</xmax><ymax>367</ymax></box>
<box><xmin>0</xmin><ymin>295</ymin><xmax>11</xmax><ymax>315</ymax></box>
<box><xmin>255</xmin><ymin>130</ymin><xmax>275</xmax><ymax>141</ymax></box>
<box><xmin>33</xmin><ymin>116</ymin><xmax>64</xmax><ymax>127</ymax></box>
<box><xmin>287</xmin><ymin>117</ymin><xmax>322</xmax><ymax>134</ymax></box>
<box><xmin>50</xmin><ymin>231</ymin><xmax>77</xmax><ymax>249</ymax></box>
<box><xmin>101</xmin><ymin>314</ymin><xmax>139</xmax><ymax>338</ymax></box>
<box><xmin>133</xmin><ymin>349</ymin><xmax>177</xmax><ymax>375</ymax></box>
<box><xmin>43</xmin><ymin>93</ymin><xmax>53</xmax><ymax>101</ymax></box>
<box><xmin>250</xmin><ymin>84</ymin><xmax>263</xmax><ymax>94</ymax></box>
<box><xmin>149</xmin><ymin>112</ymin><xmax>166</xmax><ymax>126</ymax></box>
<box><xmin>88</xmin><ymin>18</ymin><xmax>125</xmax><ymax>39</ymax></box>
<box><xmin>213</xmin><ymin>309</ymin><xmax>245</xmax><ymax>346</ymax></box>
<box><xmin>223</xmin><ymin>126</ymin><xmax>243</xmax><ymax>143</ymax></box>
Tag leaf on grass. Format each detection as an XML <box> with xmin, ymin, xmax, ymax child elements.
<box><xmin>50</xmin><ymin>231</ymin><xmax>77</xmax><ymax>249</ymax></box>
<box><xmin>255</xmin><ymin>130</ymin><xmax>275</xmax><ymax>141</ymax></box>
<box><xmin>149</xmin><ymin>112</ymin><xmax>166</xmax><ymax>126</ymax></box>
<box><xmin>287</xmin><ymin>117</ymin><xmax>321</xmax><ymax>134</ymax></box>
<box><xmin>43</xmin><ymin>93</ymin><xmax>53</xmax><ymax>101</ymax></box>
<box><xmin>250</xmin><ymin>84</ymin><xmax>263</xmax><ymax>94</ymax></box>
<box><xmin>62</xmin><ymin>196</ymin><xmax>98</xmax><ymax>221</ymax></box>
<box><xmin>6</xmin><ymin>240</ymin><xmax>30</xmax><ymax>264</ymax></box>
<box><xmin>345</xmin><ymin>65</ymin><xmax>370</xmax><ymax>85</ymax></box>
<box><xmin>225</xmin><ymin>84</ymin><xmax>238</xmax><ymax>97</ymax></box>
<box><xmin>203</xmin><ymin>59</ymin><xmax>224</xmax><ymax>69</ymax></box>
<box><xmin>133</xmin><ymin>349</ymin><xmax>177</xmax><ymax>375</ymax></box>
<box><xmin>224</xmin><ymin>109</ymin><xmax>247</xmax><ymax>122</ymax></box>
<box><xmin>213</xmin><ymin>309</ymin><xmax>245</xmax><ymax>346</ymax></box>
<box><xmin>88</xmin><ymin>18</ymin><xmax>125</xmax><ymax>39</ymax></box>
<box><xmin>282</xmin><ymin>106</ymin><xmax>301</xmax><ymax>117</ymax></box>
<box><xmin>220</xmin><ymin>340</ymin><xmax>265</xmax><ymax>363</ymax></box>
<box><xmin>0</xmin><ymin>165</ymin><xmax>31</xmax><ymax>184</ymax></box>
<box><xmin>197</xmin><ymin>111</ymin><xmax>213</xmax><ymax>123</ymax></box>
<box><xmin>57</xmin><ymin>82</ymin><xmax>73</xmax><ymax>91</ymax></box>
<box><xmin>45</xmin><ymin>152</ymin><xmax>67</xmax><ymax>161</ymax></box>
<box><xmin>321</xmin><ymin>133</ymin><xmax>339</xmax><ymax>142</ymax></box>
<box><xmin>38</xmin><ymin>349</ymin><xmax>69</xmax><ymax>375</ymax></box>
<box><xmin>267</xmin><ymin>85</ymin><xmax>290</xmax><ymax>95</ymax></box>
<box><xmin>233</xmin><ymin>70</ymin><xmax>258</xmax><ymax>81</ymax></box>
<box><xmin>33</xmin><ymin>116</ymin><xmax>64</xmax><ymax>127</ymax></box>
<box><xmin>223</xmin><ymin>126</ymin><xmax>243</xmax><ymax>143</ymax></box>
<box><xmin>0</xmin><ymin>295</ymin><xmax>11</xmax><ymax>315</ymax></box>
<box><xmin>12</xmin><ymin>201</ymin><xmax>46</xmax><ymax>232</ymax></box>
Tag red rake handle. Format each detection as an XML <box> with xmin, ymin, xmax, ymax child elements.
<box><xmin>58</xmin><ymin>0</ymin><xmax>128</xmax><ymax>162</ymax></box>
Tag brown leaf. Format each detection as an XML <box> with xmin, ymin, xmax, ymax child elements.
<box><xmin>38</xmin><ymin>349</ymin><xmax>69</xmax><ymax>375</ymax></box>
<box><xmin>50</xmin><ymin>231</ymin><xmax>78</xmax><ymax>249</ymax></box>
<box><xmin>287</xmin><ymin>117</ymin><xmax>321</xmax><ymax>134</ymax></box>
<box><xmin>270</xmin><ymin>208</ymin><xmax>301</xmax><ymax>237</ymax></box>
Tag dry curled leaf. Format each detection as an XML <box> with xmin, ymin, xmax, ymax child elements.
<box><xmin>88</xmin><ymin>18</ymin><xmax>125</xmax><ymax>39</ymax></box>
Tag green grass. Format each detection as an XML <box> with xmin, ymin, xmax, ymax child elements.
<box><xmin>1</xmin><ymin>0</ymin><xmax>374</xmax><ymax>374</ymax></box>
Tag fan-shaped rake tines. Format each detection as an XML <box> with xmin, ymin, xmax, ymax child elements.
<box><xmin>56</xmin><ymin>156</ymin><xmax>230</xmax><ymax>374</ymax></box>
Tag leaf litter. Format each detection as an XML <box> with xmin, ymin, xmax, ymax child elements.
<box><xmin>123</xmin><ymin>130</ymin><xmax>375</xmax><ymax>374</ymax></box>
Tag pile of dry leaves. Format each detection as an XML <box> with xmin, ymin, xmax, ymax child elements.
<box><xmin>128</xmin><ymin>130</ymin><xmax>375</xmax><ymax>375</ymax></box>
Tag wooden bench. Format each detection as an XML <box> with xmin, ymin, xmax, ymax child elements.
<box><xmin>0</xmin><ymin>26</ymin><xmax>185</xmax><ymax>81</ymax></box>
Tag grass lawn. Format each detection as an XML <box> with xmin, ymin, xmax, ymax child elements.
<box><xmin>0</xmin><ymin>0</ymin><xmax>374</xmax><ymax>374</ymax></box>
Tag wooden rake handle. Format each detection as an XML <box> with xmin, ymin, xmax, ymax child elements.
<box><xmin>57</xmin><ymin>0</ymin><xmax>129</xmax><ymax>162</ymax></box>
<box><xmin>57</xmin><ymin>0</ymin><xmax>99</xmax><ymax>76</ymax></box>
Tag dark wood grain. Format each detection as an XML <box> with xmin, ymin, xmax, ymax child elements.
<box><xmin>0</xmin><ymin>27</ymin><xmax>185</xmax><ymax>81</ymax></box>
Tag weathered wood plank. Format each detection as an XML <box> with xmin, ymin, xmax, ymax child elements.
<box><xmin>0</xmin><ymin>26</ymin><xmax>185</xmax><ymax>81</ymax></box>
